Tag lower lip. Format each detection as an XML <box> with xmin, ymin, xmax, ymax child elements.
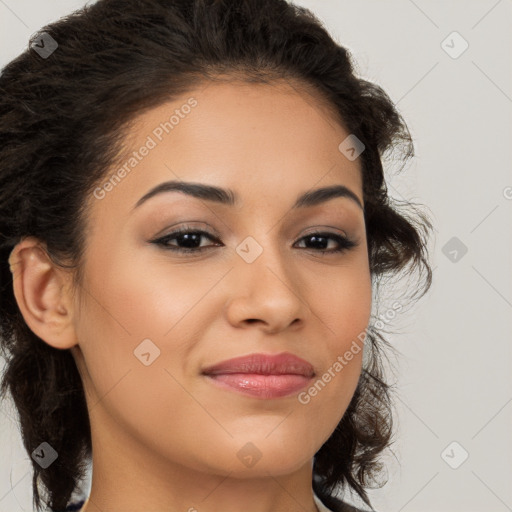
<box><xmin>204</xmin><ymin>373</ymin><xmax>313</xmax><ymax>399</ymax></box>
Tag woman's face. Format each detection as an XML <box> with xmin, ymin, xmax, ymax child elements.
<box><xmin>71</xmin><ymin>80</ymin><xmax>372</xmax><ymax>481</ymax></box>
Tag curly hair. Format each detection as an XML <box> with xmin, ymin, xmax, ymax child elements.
<box><xmin>0</xmin><ymin>0</ymin><xmax>433</xmax><ymax>511</ymax></box>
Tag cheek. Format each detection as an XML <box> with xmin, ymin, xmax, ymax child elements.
<box><xmin>300</xmin><ymin>259</ymin><xmax>371</xmax><ymax>414</ymax></box>
<box><xmin>78</xmin><ymin>245</ymin><xmax>221</xmax><ymax>342</ymax></box>
<box><xmin>72</xmin><ymin>247</ymin><xmax>225</xmax><ymax>409</ymax></box>
<box><xmin>310</xmin><ymin>255</ymin><xmax>372</xmax><ymax>347</ymax></box>
<box><xmin>72</xmin><ymin>253</ymin><xmax>212</xmax><ymax>460</ymax></box>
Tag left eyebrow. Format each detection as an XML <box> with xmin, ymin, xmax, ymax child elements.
<box><xmin>132</xmin><ymin>180</ymin><xmax>364</xmax><ymax>211</ymax></box>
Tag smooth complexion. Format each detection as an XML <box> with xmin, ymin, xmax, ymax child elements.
<box><xmin>10</xmin><ymin>80</ymin><xmax>372</xmax><ymax>512</ymax></box>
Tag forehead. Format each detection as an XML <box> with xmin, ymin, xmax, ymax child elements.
<box><xmin>87</xmin><ymin>79</ymin><xmax>363</xmax><ymax>220</ymax></box>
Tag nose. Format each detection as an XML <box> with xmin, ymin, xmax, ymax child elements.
<box><xmin>224</xmin><ymin>240</ymin><xmax>308</xmax><ymax>334</ymax></box>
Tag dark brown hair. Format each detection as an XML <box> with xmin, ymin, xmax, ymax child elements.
<box><xmin>0</xmin><ymin>0</ymin><xmax>432</xmax><ymax>510</ymax></box>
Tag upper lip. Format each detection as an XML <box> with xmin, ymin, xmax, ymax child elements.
<box><xmin>201</xmin><ymin>352</ymin><xmax>315</xmax><ymax>377</ymax></box>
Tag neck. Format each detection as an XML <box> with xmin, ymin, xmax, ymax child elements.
<box><xmin>80</xmin><ymin>407</ymin><xmax>320</xmax><ymax>512</ymax></box>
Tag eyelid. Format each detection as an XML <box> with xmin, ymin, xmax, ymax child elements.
<box><xmin>150</xmin><ymin>221</ymin><xmax>221</xmax><ymax>240</ymax></box>
<box><xmin>300</xmin><ymin>225</ymin><xmax>349</xmax><ymax>238</ymax></box>
<box><xmin>151</xmin><ymin>221</ymin><xmax>350</xmax><ymax>240</ymax></box>
<box><xmin>149</xmin><ymin>223</ymin><xmax>358</xmax><ymax>255</ymax></box>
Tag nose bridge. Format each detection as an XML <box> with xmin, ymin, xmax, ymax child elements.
<box><xmin>235</xmin><ymin>231</ymin><xmax>293</xmax><ymax>289</ymax></box>
<box><xmin>231</xmin><ymin>230</ymin><xmax>299</xmax><ymax>303</ymax></box>
<box><xmin>227</xmin><ymin>230</ymin><xmax>307</xmax><ymax>325</ymax></box>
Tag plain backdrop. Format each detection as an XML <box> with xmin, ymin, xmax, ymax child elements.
<box><xmin>0</xmin><ymin>1</ymin><xmax>511</xmax><ymax>511</ymax></box>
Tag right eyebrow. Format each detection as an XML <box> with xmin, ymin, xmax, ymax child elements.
<box><xmin>132</xmin><ymin>180</ymin><xmax>364</xmax><ymax>211</ymax></box>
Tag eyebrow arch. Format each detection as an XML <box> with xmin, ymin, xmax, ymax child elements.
<box><xmin>133</xmin><ymin>180</ymin><xmax>364</xmax><ymax>211</ymax></box>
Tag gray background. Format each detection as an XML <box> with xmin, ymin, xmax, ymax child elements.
<box><xmin>1</xmin><ymin>1</ymin><xmax>511</xmax><ymax>511</ymax></box>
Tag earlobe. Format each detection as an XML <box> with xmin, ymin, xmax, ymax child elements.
<box><xmin>8</xmin><ymin>237</ymin><xmax>77</xmax><ymax>350</ymax></box>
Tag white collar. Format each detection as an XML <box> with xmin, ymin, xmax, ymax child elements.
<box><xmin>313</xmin><ymin>490</ymin><xmax>335</xmax><ymax>512</ymax></box>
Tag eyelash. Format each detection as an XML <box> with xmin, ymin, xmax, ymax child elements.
<box><xmin>151</xmin><ymin>227</ymin><xmax>357</xmax><ymax>255</ymax></box>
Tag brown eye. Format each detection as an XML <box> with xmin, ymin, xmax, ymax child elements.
<box><xmin>152</xmin><ymin>229</ymin><xmax>221</xmax><ymax>253</ymax></box>
<box><xmin>151</xmin><ymin>228</ymin><xmax>357</xmax><ymax>255</ymax></box>
<box><xmin>294</xmin><ymin>233</ymin><xmax>357</xmax><ymax>254</ymax></box>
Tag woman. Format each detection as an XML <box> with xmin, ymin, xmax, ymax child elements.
<box><xmin>0</xmin><ymin>0</ymin><xmax>432</xmax><ymax>511</ymax></box>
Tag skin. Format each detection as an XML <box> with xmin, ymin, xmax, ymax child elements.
<box><xmin>10</xmin><ymin>80</ymin><xmax>372</xmax><ymax>512</ymax></box>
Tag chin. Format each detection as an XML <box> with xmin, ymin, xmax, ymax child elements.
<box><xmin>226</xmin><ymin>438</ymin><xmax>315</xmax><ymax>478</ymax></box>
<box><xmin>226</xmin><ymin>456</ymin><xmax>311</xmax><ymax>479</ymax></box>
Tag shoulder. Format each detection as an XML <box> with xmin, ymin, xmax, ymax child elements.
<box><xmin>70</xmin><ymin>500</ymin><xmax>87</xmax><ymax>511</ymax></box>
<box><xmin>64</xmin><ymin>499</ymin><xmax>87</xmax><ymax>511</ymax></box>
<box><xmin>315</xmin><ymin>489</ymin><xmax>374</xmax><ymax>512</ymax></box>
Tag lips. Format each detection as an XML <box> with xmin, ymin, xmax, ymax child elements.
<box><xmin>201</xmin><ymin>352</ymin><xmax>315</xmax><ymax>399</ymax></box>
<box><xmin>202</xmin><ymin>352</ymin><xmax>315</xmax><ymax>377</ymax></box>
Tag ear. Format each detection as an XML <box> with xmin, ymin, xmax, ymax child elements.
<box><xmin>8</xmin><ymin>236</ymin><xmax>77</xmax><ymax>349</ymax></box>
